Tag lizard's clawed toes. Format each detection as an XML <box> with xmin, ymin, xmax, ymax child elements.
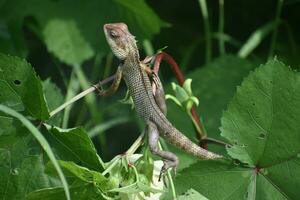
<box><xmin>158</xmin><ymin>161</ymin><xmax>178</xmax><ymax>181</ymax></box>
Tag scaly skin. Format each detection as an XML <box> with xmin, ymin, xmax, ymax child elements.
<box><xmin>103</xmin><ymin>23</ymin><xmax>222</xmax><ymax>176</ymax></box>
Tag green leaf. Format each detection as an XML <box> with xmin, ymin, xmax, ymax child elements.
<box><xmin>174</xmin><ymin>84</ymin><xmax>189</xmax><ymax>103</ymax></box>
<box><xmin>43</xmin><ymin>79</ymin><xmax>64</xmax><ymax>126</ymax></box>
<box><xmin>0</xmin><ymin>80</ymin><xmax>24</xmax><ymax>112</ymax></box>
<box><xmin>189</xmin><ymin>97</ymin><xmax>199</xmax><ymax>107</ymax></box>
<box><xmin>266</xmin><ymin>157</ymin><xmax>300</xmax><ymax>200</ymax></box>
<box><xmin>114</xmin><ymin>0</ymin><xmax>168</xmax><ymax>38</ymax></box>
<box><xmin>221</xmin><ymin>59</ymin><xmax>300</xmax><ymax>167</ymax></box>
<box><xmin>182</xmin><ymin>79</ymin><xmax>193</xmax><ymax>96</ymax></box>
<box><xmin>185</xmin><ymin>100</ymin><xmax>194</xmax><ymax>112</ymax></box>
<box><xmin>0</xmin><ymin>115</ymin><xmax>15</xmax><ymax>136</ymax></box>
<box><xmin>43</xmin><ymin>161</ymin><xmax>116</xmax><ymax>199</ymax></box>
<box><xmin>165</xmin><ymin>160</ymin><xmax>252</xmax><ymax>200</ymax></box>
<box><xmin>165</xmin><ymin>94</ymin><xmax>183</xmax><ymax>107</ymax></box>
<box><xmin>167</xmin><ymin>79</ymin><xmax>200</xmax><ymax>113</ymax></box>
<box><xmin>26</xmin><ymin>184</ymin><xmax>105</xmax><ymax>200</ymax></box>
<box><xmin>0</xmin><ymin>105</ymin><xmax>70</xmax><ymax>200</ymax></box>
<box><xmin>0</xmin><ymin>116</ymin><xmax>52</xmax><ymax>200</ymax></box>
<box><xmin>167</xmin><ymin>159</ymin><xmax>294</xmax><ymax>200</ymax></box>
<box><xmin>52</xmin><ymin>161</ymin><xmax>115</xmax><ymax>190</ymax></box>
<box><xmin>0</xmin><ymin>53</ymin><xmax>49</xmax><ymax>120</ymax></box>
<box><xmin>0</xmin><ymin>154</ymin><xmax>51</xmax><ymax>200</ymax></box>
<box><xmin>42</xmin><ymin>19</ymin><xmax>94</xmax><ymax>66</ymax></box>
<box><xmin>46</xmin><ymin>126</ymin><xmax>105</xmax><ymax>171</ymax></box>
<box><xmin>177</xmin><ymin>188</ymin><xmax>209</xmax><ymax>200</ymax></box>
<box><xmin>238</xmin><ymin>21</ymin><xmax>278</xmax><ymax>58</ymax></box>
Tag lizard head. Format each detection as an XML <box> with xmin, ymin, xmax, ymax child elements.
<box><xmin>103</xmin><ymin>23</ymin><xmax>138</xmax><ymax>61</ymax></box>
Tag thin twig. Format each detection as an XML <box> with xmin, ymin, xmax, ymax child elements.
<box><xmin>102</xmin><ymin>132</ymin><xmax>145</xmax><ymax>176</ymax></box>
<box><xmin>126</xmin><ymin>132</ymin><xmax>145</xmax><ymax>155</ymax></box>
<box><xmin>268</xmin><ymin>0</ymin><xmax>284</xmax><ymax>58</ymax></box>
<box><xmin>49</xmin><ymin>74</ymin><xmax>116</xmax><ymax>118</ymax></box>
<box><xmin>218</xmin><ymin>0</ymin><xmax>225</xmax><ymax>55</ymax></box>
<box><xmin>198</xmin><ymin>0</ymin><xmax>212</xmax><ymax>63</ymax></box>
<box><xmin>201</xmin><ymin>137</ymin><xmax>229</xmax><ymax>147</ymax></box>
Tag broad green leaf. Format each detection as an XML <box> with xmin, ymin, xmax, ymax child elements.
<box><xmin>255</xmin><ymin>173</ymin><xmax>287</xmax><ymax>200</ymax></box>
<box><xmin>42</xmin><ymin>19</ymin><xmax>94</xmax><ymax>66</ymax></box>
<box><xmin>114</xmin><ymin>0</ymin><xmax>168</xmax><ymax>38</ymax></box>
<box><xmin>46</xmin><ymin>126</ymin><xmax>105</xmax><ymax>171</ymax></box>
<box><xmin>0</xmin><ymin>53</ymin><xmax>49</xmax><ymax>120</ymax></box>
<box><xmin>0</xmin><ymin>105</ymin><xmax>70</xmax><ymax>200</ymax></box>
<box><xmin>265</xmin><ymin>157</ymin><xmax>300</xmax><ymax>200</ymax></box>
<box><xmin>43</xmin><ymin>79</ymin><xmax>64</xmax><ymax>126</ymax></box>
<box><xmin>26</xmin><ymin>184</ymin><xmax>105</xmax><ymax>200</ymax></box>
<box><xmin>177</xmin><ymin>188</ymin><xmax>209</xmax><ymax>200</ymax></box>
<box><xmin>0</xmin><ymin>80</ymin><xmax>24</xmax><ymax>111</ymax></box>
<box><xmin>0</xmin><ymin>116</ymin><xmax>50</xmax><ymax>199</ymax></box>
<box><xmin>166</xmin><ymin>159</ymin><xmax>294</xmax><ymax>200</ymax></box>
<box><xmin>0</xmin><ymin>154</ymin><xmax>51</xmax><ymax>200</ymax></box>
<box><xmin>164</xmin><ymin>160</ymin><xmax>252</xmax><ymax>200</ymax></box>
<box><xmin>50</xmin><ymin>161</ymin><xmax>115</xmax><ymax>190</ymax></box>
<box><xmin>220</xmin><ymin>59</ymin><xmax>300</xmax><ymax>167</ymax></box>
<box><xmin>44</xmin><ymin>161</ymin><xmax>116</xmax><ymax>199</ymax></box>
<box><xmin>0</xmin><ymin>115</ymin><xmax>15</xmax><ymax>136</ymax></box>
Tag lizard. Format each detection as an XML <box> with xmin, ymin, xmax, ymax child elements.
<box><xmin>101</xmin><ymin>22</ymin><xmax>222</xmax><ymax>177</ymax></box>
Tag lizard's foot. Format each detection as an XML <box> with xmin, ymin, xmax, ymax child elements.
<box><xmin>158</xmin><ymin>159</ymin><xmax>179</xmax><ymax>181</ymax></box>
<box><xmin>148</xmin><ymin>121</ymin><xmax>179</xmax><ymax>181</ymax></box>
<box><xmin>92</xmin><ymin>84</ymin><xmax>104</xmax><ymax>96</ymax></box>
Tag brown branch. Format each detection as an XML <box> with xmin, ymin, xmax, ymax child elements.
<box><xmin>200</xmin><ymin>137</ymin><xmax>229</xmax><ymax>147</ymax></box>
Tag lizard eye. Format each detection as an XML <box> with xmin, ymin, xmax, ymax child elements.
<box><xmin>109</xmin><ymin>30</ymin><xmax>119</xmax><ymax>38</ymax></box>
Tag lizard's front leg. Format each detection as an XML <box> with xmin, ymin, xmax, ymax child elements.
<box><xmin>148</xmin><ymin>121</ymin><xmax>179</xmax><ymax>180</ymax></box>
<box><xmin>140</xmin><ymin>63</ymin><xmax>167</xmax><ymax>115</ymax></box>
<box><xmin>95</xmin><ymin>65</ymin><xmax>123</xmax><ymax>97</ymax></box>
<box><xmin>151</xmin><ymin>73</ymin><xmax>167</xmax><ymax>115</ymax></box>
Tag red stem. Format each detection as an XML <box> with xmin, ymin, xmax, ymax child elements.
<box><xmin>153</xmin><ymin>52</ymin><xmax>207</xmax><ymax>147</ymax></box>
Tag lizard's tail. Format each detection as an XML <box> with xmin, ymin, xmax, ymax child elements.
<box><xmin>161</xmin><ymin>122</ymin><xmax>222</xmax><ymax>159</ymax></box>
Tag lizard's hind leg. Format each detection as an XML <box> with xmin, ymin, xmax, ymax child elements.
<box><xmin>147</xmin><ymin>121</ymin><xmax>179</xmax><ymax>181</ymax></box>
